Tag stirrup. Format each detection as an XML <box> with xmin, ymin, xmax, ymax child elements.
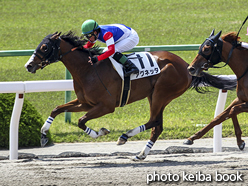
<box><xmin>124</xmin><ymin>68</ymin><xmax>139</xmax><ymax>77</ymax></box>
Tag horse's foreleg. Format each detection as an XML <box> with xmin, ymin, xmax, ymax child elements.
<box><xmin>40</xmin><ymin>99</ymin><xmax>92</xmax><ymax>147</ymax></box>
<box><xmin>229</xmin><ymin>101</ymin><xmax>248</xmax><ymax>150</ymax></box>
<box><xmin>231</xmin><ymin>115</ymin><xmax>245</xmax><ymax>150</ymax></box>
<box><xmin>184</xmin><ymin>97</ymin><xmax>242</xmax><ymax>145</ymax></box>
<box><xmin>184</xmin><ymin>112</ymin><xmax>230</xmax><ymax>145</ymax></box>
<box><xmin>78</xmin><ymin>102</ymin><xmax>114</xmax><ymax>139</ymax></box>
<box><xmin>41</xmin><ymin>99</ymin><xmax>91</xmax><ymax>135</ymax></box>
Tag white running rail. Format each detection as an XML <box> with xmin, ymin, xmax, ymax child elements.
<box><xmin>0</xmin><ymin>80</ymin><xmax>73</xmax><ymax>160</ymax></box>
<box><xmin>0</xmin><ymin>75</ymin><xmax>236</xmax><ymax>160</ymax></box>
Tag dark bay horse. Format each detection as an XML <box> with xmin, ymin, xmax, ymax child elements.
<box><xmin>186</xmin><ymin>29</ymin><xmax>248</xmax><ymax>150</ymax></box>
<box><xmin>25</xmin><ymin>31</ymin><xmax>237</xmax><ymax>160</ymax></box>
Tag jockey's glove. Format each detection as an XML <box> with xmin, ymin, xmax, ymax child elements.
<box><xmin>91</xmin><ymin>57</ymin><xmax>98</xmax><ymax>63</ymax></box>
<box><xmin>235</xmin><ymin>41</ymin><xmax>242</xmax><ymax>47</ymax></box>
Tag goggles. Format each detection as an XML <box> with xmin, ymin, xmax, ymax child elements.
<box><xmin>84</xmin><ymin>32</ymin><xmax>94</xmax><ymax>40</ymax></box>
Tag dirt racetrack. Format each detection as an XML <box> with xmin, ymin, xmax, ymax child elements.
<box><xmin>0</xmin><ymin>138</ymin><xmax>248</xmax><ymax>186</ymax></box>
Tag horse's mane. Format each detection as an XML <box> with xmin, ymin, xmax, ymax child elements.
<box><xmin>221</xmin><ymin>32</ymin><xmax>241</xmax><ymax>44</ymax></box>
<box><xmin>60</xmin><ymin>31</ymin><xmax>102</xmax><ymax>55</ymax></box>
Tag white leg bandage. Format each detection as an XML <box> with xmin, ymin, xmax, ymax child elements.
<box><xmin>137</xmin><ymin>140</ymin><xmax>154</xmax><ymax>159</ymax></box>
<box><xmin>84</xmin><ymin>127</ymin><xmax>99</xmax><ymax>139</ymax></box>
<box><xmin>41</xmin><ymin>116</ymin><xmax>54</xmax><ymax>135</ymax></box>
<box><xmin>143</xmin><ymin>140</ymin><xmax>154</xmax><ymax>155</ymax></box>
<box><xmin>126</xmin><ymin>125</ymin><xmax>146</xmax><ymax>137</ymax></box>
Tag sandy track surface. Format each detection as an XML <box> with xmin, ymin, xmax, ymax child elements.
<box><xmin>1</xmin><ymin>150</ymin><xmax>248</xmax><ymax>185</ymax></box>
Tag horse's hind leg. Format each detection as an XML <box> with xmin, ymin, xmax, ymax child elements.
<box><xmin>134</xmin><ymin>124</ymin><xmax>163</xmax><ymax>160</ymax></box>
<box><xmin>134</xmin><ymin>96</ymin><xmax>176</xmax><ymax>160</ymax></box>
<box><xmin>116</xmin><ymin>97</ymin><xmax>164</xmax><ymax>146</ymax></box>
<box><xmin>117</xmin><ymin>92</ymin><xmax>176</xmax><ymax>160</ymax></box>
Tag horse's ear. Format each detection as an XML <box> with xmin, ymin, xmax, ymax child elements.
<box><xmin>213</xmin><ymin>30</ymin><xmax>222</xmax><ymax>42</ymax></box>
<box><xmin>210</xmin><ymin>29</ymin><xmax>215</xmax><ymax>37</ymax></box>
<box><xmin>50</xmin><ymin>31</ymin><xmax>61</xmax><ymax>40</ymax></box>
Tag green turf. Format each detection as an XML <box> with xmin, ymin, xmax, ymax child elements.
<box><xmin>1</xmin><ymin>0</ymin><xmax>247</xmax><ymax>143</ymax></box>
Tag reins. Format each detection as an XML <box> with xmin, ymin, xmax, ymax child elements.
<box><xmin>87</xmin><ymin>50</ymin><xmax>112</xmax><ymax>96</ymax></box>
<box><xmin>59</xmin><ymin>43</ymin><xmax>112</xmax><ymax>96</ymax></box>
<box><xmin>235</xmin><ymin>15</ymin><xmax>248</xmax><ymax>81</ymax></box>
<box><xmin>227</xmin><ymin>16</ymin><xmax>248</xmax><ymax>68</ymax></box>
<box><xmin>38</xmin><ymin>35</ymin><xmax>112</xmax><ymax>96</ymax></box>
<box><xmin>59</xmin><ymin>46</ymin><xmax>82</xmax><ymax>59</ymax></box>
<box><xmin>237</xmin><ymin>67</ymin><xmax>248</xmax><ymax>81</ymax></box>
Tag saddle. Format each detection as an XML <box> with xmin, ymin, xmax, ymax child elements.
<box><xmin>109</xmin><ymin>52</ymin><xmax>160</xmax><ymax>107</ymax></box>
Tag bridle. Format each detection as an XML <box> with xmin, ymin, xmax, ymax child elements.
<box><xmin>199</xmin><ymin>16</ymin><xmax>248</xmax><ymax>80</ymax></box>
<box><xmin>199</xmin><ymin>36</ymin><xmax>237</xmax><ymax>70</ymax></box>
<box><xmin>199</xmin><ymin>30</ymin><xmax>248</xmax><ymax>81</ymax></box>
<box><xmin>33</xmin><ymin>35</ymin><xmax>61</xmax><ymax>69</ymax></box>
<box><xmin>198</xmin><ymin>31</ymin><xmax>224</xmax><ymax>69</ymax></box>
<box><xmin>33</xmin><ymin>35</ymin><xmax>81</xmax><ymax>69</ymax></box>
<box><xmin>32</xmin><ymin>33</ymin><xmax>112</xmax><ymax>95</ymax></box>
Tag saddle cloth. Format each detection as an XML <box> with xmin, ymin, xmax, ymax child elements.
<box><xmin>109</xmin><ymin>52</ymin><xmax>160</xmax><ymax>80</ymax></box>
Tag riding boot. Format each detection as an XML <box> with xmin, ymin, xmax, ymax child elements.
<box><xmin>113</xmin><ymin>52</ymin><xmax>139</xmax><ymax>77</ymax></box>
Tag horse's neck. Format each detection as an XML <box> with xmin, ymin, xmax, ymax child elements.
<box><xmin>59</xmin><ymin>40</ymin><xmax>91</xmax><ymax>78</ymax></box>
<box><xmin>222</xmin><ymin>41</ymin><xmax>248</xmax><ymax>77</ymax></box>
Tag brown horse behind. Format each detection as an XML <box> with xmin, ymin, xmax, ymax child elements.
<box><xmin>186</xmin><ymin>30</ymin><xmax>248</xmax><ymax>150</ymax></box>
<box><xmin>25</xmin><ymin>31</ymin><xmax>236</xmax><ymax>160</ymax></box>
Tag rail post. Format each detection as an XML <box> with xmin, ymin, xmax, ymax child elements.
<box><xmin>9</xmin><ymin>93</ymin><xmax>24</xmax><ymax>160</ymax></box>
<box><xmin>213</xmin><ymin>89</ymin><xmax>228</xmax><ymax>153</ymax></box>
<box><xmin>65</xmin><ymin>69</ymin><xmax>72</xmax><ymax>123</ymax></box>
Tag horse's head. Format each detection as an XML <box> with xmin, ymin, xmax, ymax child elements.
<box><xmin>25</xmin><ymin>32</ymin><xmax>61</xmax><ymax>73</ymax></box>
<box><xmin>188</xmin><ymin>29</ymin><xmax>223</xmax><ymax>76</ymax></box>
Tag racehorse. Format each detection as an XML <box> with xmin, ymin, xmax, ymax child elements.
<box><xmin>25</xmin><ymin>31</ymin><xmax>237</xmax><ymax>160</ymax></box>
<box><xmin>186</xmin><ymin>29</ymin><xmax>248</xmax><ymax>151</ymax></box>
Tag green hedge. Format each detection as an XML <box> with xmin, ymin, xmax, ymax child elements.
<box><xmin>0</xmin><ymin>93</ymin><xmax>51</xmax><ymax>148</ymax></box>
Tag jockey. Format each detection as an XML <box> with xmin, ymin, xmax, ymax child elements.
<box><xmin>241</xmin><ymin>42</ymin><xmax>248</xmax><ymax>49</ymax></box>
<box><xmin>81</xmin><ymin>19</ymin><xmax>139</xmax><ymax>77</ymax></box>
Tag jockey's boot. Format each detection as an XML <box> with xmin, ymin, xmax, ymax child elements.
<box><xmin>123</xmin><ymin>59</ymin><xmax>139</xmax><ymax>77</ymax></box>
<box><xmin>113</xmin><ymin>52</ymin><xmax>139</xmax><ymax>77</ymax></box>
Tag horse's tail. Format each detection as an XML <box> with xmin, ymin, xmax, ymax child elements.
<box><xmin>189</xmin><ymin>72</ymin><xmax>237</xmax><ymax>93</ymax></box>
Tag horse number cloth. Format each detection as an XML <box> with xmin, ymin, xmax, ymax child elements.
<box><xmin>109</xmin><ymin>52</ymin><xmax>161</xmax><ymax>80</ymax></box>
<box><xmin>109</xmin><ymin>52</ymin><xmax>160</xmax><ymax>107</ymax></box>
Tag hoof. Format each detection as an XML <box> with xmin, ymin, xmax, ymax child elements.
<box><xmin>40</xmin><ymin>133</ymin><xmax>48</xmax><ymax>147</ymax></box>
<box><xmin>98</xmin><ymin>128</ymin><xmax>110</xmax><ymax>136</ymax></box>
<box><xmin>133</xmin><ymin>155</ymin><xmax>146</xmax><ymax>161</ymax></box>
<box><xmin>238</xmin><ymin>141</ymin><xmax>245</xmax><ymax>150</ymax></box>
<box><xmin>117</xmin><ymin>134</ymin><xmax>128</xmax><ymax>145</ymax></box>
<box><xmin>183</xmin><ymin>139</ymin><xmax>193</xmax><ymax>145</ymax></box>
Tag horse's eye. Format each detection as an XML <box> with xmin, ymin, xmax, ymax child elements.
<box><xmin>41</xmin><ymin>44</ymin><xmax>48</xmax><ymax>52</ymax></box>
<box><xmin>203</xmin><ymin>45</ymin><xmax>211</xmax><ymax>54</ymax></box>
